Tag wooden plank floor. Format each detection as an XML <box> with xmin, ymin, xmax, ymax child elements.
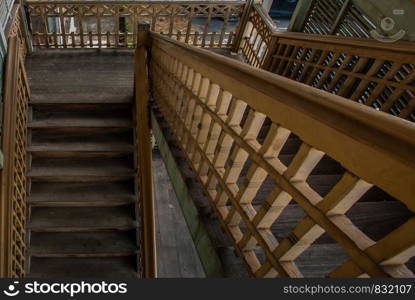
<box><xmin>153</xmin><ymin>151</ymin><xmax>205</xmax><ymax>278</ymax></box>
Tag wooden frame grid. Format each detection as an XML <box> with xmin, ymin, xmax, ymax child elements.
<box><xmin>149</xmin><ymin>33</ymin><xmax>415</xmax><ymax>278</ymax></box>
<box><xmin>0</xmin><ymin>35</ymin><xmax>30</xmax><ymax>278</ymax></box>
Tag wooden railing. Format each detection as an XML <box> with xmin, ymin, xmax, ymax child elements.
<box><xmin>0</xmin><ymin>2</ymin><xmax>31</xmax><ymax>279</ymax></box>
<box><xmin>134</xmin><ymin>22</ymin><xmax>157</xmax><ymax>278</ymax></box>
<box><xmin>0</xmin><ymin>35</ymin><xmax>30</xmax><ymax>278</ymax></box>
<box><xmin>25</xmin><ymin>0</ymin><xmax>245</xmax><ymax>49</ymax></box>
<box><xmin>5</xmin><ymin>3</ymin><xmax>30</xmax><ymax>59</ymax></box>
<box><xmin>299</xmin><ymin>0</ymin><xmax>375</xmax><ymax>37</ymax></box>
<box><xmin>235</xmin><ymin>4</ymin><xmax>415</xmax><ymax>122</ymax></box>
<box><xmin>149</xmin><ymin>32</ymin><xmax>415</xmax><ymax>278</ymax></box>
<box><xmin>239</xmin><ymin>3</ymin><xmax>276</xmax><ymax>68</ymax></box>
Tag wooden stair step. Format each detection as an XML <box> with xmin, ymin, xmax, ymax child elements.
<box><xmin>28</xmin><ymin>181</ymin><xmax>135</xmax><ymax>207</ymax></box>
<box><xmin>29</xmin><ymin>157</ymin><xmax>135</xmax><ymax>182</ymax></box>
<box><xmin>28</xmin><ymin>142</ymin><xmax>134</xmax><ymax>158</ymax></box>
<box><xmin>29</xmin><ymin>206</ymin><xmax>137</xmax><ymax>232</ymax></box>
<box><xmin>267</xmin><ymin>201</ymin><xmax>412</xmax><ymax>243</ymax></box>
<box><xmin>29</xmin><ymin>257</ymin><xmax>138</xmax><ymax>278</ymax></box>
<box><xmin>31</xmin><ymin>131</ymin><xmax>132</xmax><ymax>145</ymax></box>
<box><xmin>29</xmin><ymin>231</ymin><xmax>138</xmax><ymax>257</ymax></box>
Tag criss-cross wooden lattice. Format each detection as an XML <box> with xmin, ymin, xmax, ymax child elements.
<box><xmin>240</xmin><ymin>4</ymin><xmax>275</xmax><ymax>68</ymax></box>
<box><xmin>262</xmin><ymin>34</ymin><xmax>415</xmax><ymax>122</ymax></box>
<box><xmin>236</xmin><ymin>4</ymin><xmax>415</xmax><ymax>122</ymax></box>
<box><xmin>25</xmin><ymin>1</ymin><xmax>245</xmax><ymax>49</ymax></box>
<box><xmin>150</xmin><ymin>33</ymin><xmax>415</xmax><ymax>278</ymax></box>
<box><xmin>0</xmin><ymin>7</ymin><xmax>30</xmax><ymax>277</ymax></box>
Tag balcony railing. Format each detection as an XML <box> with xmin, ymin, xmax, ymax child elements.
<box><xmin>25</xmin><ymin>0</ymin><xmax>245</xmax><ymax>49</ymax></box>
<box><xmin>149</xmin><ymin>30</ymin><xmax>415</xmax><ymax>278</ymax></box>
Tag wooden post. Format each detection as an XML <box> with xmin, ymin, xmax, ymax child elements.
<box><xmin>134</xmin><ymin>22</ymin><xmax>157</xmax><ymax>278</ymax></box>
<box><xmin>231</xmin><ymin>0</ymin><xmax>255</xmax><ymax>54</ymax></box>
<box><xmin>261</xmin><ymin>35</ymin><xmax>278</xmax><ymax>70</ymax></box>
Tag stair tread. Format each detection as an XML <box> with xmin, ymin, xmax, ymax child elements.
<box><xmin>29</xmin><ymin>182</ymin><xmax>135</xmax><ymax>206</ymax></box>
<box><xmin>29</xmin><ymin>231</ymin><xmax>138</xmax><ymax>257</ymax></box>
<box><xmin>29</xmin><ymin>257</ymin><xmax>138</xmax><ymax>278</ymax></box>
<box><xmin>29</xmin><ymin>206</ymin><xmax>137</xmax><ymax>231</ymax></box>
<box><xmin>29</xmin><ymin>157</ymin><xmax>134</xmax><ymax>178</ymax></box>
<box><xmin>29</xmin><ymin>142</ymin><xmax>134</xmax><ymax>152</ymax></box>
<box><xmin>31</xmin><ymin>131</ymin><xmax>132</xmax><ymax>144</ymax></box>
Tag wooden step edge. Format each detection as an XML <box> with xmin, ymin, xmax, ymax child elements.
<box><xmin>28</xmin><ymin>175</ymin><xmax>136</xmax><ymax>183</ymax></box>
<box><xmin>28</xmin><ymin>251</ymin><xmax>139</xmax><ymax>259</ymax></box>
<box><xmin>28</xmin><ymin>124</ymin><xmax>133</xmax><ymax>130</ymax></box>
<box><xmin>28</xmin><ymin>224</ymin><xmax>139</xmax><ymax>233</ymax></box>
<box><xmin>27</xmin><ymin>199</ymin><xmax>136</xmax><ymax>208</ymax></box>
<box><xmin>29</xmin><ymin>102</ymin><xmax>133</xmax><ymax>109</ymax></box>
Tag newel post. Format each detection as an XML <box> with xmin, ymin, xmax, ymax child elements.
<box><xmin>134</xmin><ymin>22</ymin><xmax>157</xmax><ymax>278</ymax></box>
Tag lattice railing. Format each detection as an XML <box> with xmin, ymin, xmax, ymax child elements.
<box><xmin>149</xmin><ymin>32</ymin><xmax>415</xmax><ymax>278</ymax></box>
<box><xmin>25</xmin><ymin>0</ymin><xmax>245</xmax><ymax>48</ymax></box>
<box><xmin>234</xmin><ymin>4</ymin><xmax>415</xmax><ymax>122</ymax></box>
<box><xmin>0</xmin><ymin>34</ymin><xmax>30</xmax><ymax>278</ymax></box>
<box><xmin>301</xmin><ymin>0</ymin><xmax>376</xmax><ymax>38</ymax></box>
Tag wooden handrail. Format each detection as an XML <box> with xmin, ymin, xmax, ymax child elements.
<box><xmin>135</xmin><ymin>23</ymin><xmax>157</xmax><ymax>278</ymax></box>
<box><xmin>149</xmin><ymin>31</ymin><xmax>415</xmax><ymax>278</ymax></box>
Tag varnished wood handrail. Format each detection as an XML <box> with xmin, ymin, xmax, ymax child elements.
<box><xmin>150</xmin><ymin>31</ymin><xmax>415</xmax><ymax>212</ymax></box>
<box><xmin>135</xmin><ymin>23</ymin><xmax>157</xmax><ymax>278</ymax></box>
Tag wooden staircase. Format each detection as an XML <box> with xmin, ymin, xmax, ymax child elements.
<box><xmin>26</xmin><ymin>49</ymin><xmax>140</xmax><ymax>277</ymax></box>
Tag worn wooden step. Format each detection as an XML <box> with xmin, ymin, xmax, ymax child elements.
<box><xmin>28</xmin><ymin>142</ymin><xmax>134</xmax><ymax>158</ymax></box>
<box><xmin>29</xmin><ymin>157</ymin><xmax>135</xmax><ymax>182</ymax></box>
<box><xmin>28</xmin><ymin>181</ymin><xmax>135</xmax><ymax>207</ymax></box>
<box><xmin>29</xmin><ymin>110</ymin><xmax>132</xmax><ymax>129</ymax></box>
<box><xmin>29</xmin><ymin>231</ymin><xmax>138</xmax><ymax>258</ymax></box>
<box><xmin>29</xmin><ymin>257</ymin><xmax>138</xmax><ymax>278</ymax></box>
<box><xmin>29</xmin><ymin>206</ymin><xmax>137</xmax><ymax>232</ymax></box>
<box><xmin>31</xmin><ymin>131</ymin><xmax>133</xmax><ymax>145</ymax></box>
<box><xmin>27</xmin><ymin>49</ymin><xmax>134</xmax><ymax>106</ymax></box>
